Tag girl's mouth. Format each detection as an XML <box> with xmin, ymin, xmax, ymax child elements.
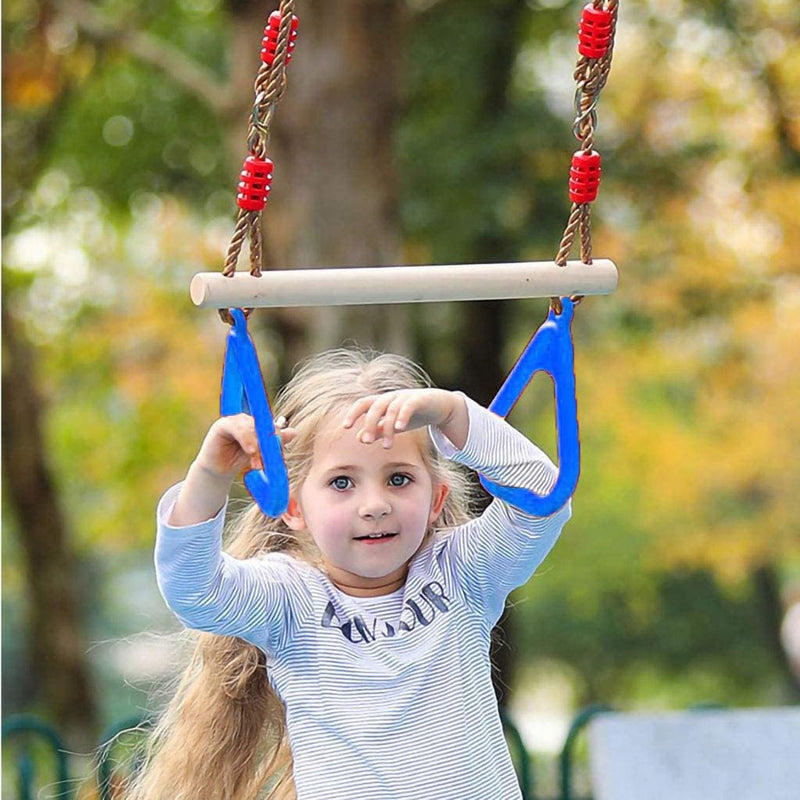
<box><xmin>353</xmin><ymin>532</ymin><xmax>398</xmax><ymax>543</ymax></box>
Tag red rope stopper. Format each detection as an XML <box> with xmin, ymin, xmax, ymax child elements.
<box><xmin>261</xmin><ymin>10</ymin><xmax>299</xmax><ymax>67</ymax></box>
<box><xmin>569</xmin><ymin>150</ymin><xmax>602</xmax><ymax>204</ymax></box>
<box><xmin>237</xmin><ymin>155</ymin><xmax>274</xmax><ymax>211</ymax></box>
<box><xmin>577</xmin><ymin>5</ymin><xmax>614</xmax><ymax>59</ymax></box>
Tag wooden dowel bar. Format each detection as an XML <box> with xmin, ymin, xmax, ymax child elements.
<box><xmin>190</xmin><ymin>259</ymin><xmax>618</xmax><ymax>308</ymax></box>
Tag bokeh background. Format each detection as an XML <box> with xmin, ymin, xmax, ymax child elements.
<box><xmin>3</xmin><ymin>0</ymin><xmax>799</xmax><ymax>795</ymax></box>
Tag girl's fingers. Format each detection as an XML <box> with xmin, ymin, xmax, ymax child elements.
<box><xmin>350</xmin><ymin>395</ymin><xmax>390</xmax><ymax>444</ymax></box>
<box><xmin>199</xmin><ymin>414</ymin><xmax>258</xmax><ymax>477</ymax></box>
<box><xmin>244</xmin><ymin>424</ymin><xmax>295</xmax><ymax>473</ymax></box>
<box><xmin>210</xmin><ymin>414</ymin><xmax>251</xmax><ymax>452</ymax></box>
<box><xmin>342</xmin><ymin>396</ymin><xmax>378</xmax><ymax>429</ymax></box>
<box><xmin>361</xmin><ymin>394</ymin><xmax>393</xmax><ymax>434</ymax></box>
<box><xmin>379</xmin><ymin>395</ymin><xmax>408</xmax><ymax>447</ymax></box>
<box><xmin>394</xmin><ymin>395</ymin><xmax>424</xmax><ymax>432</ymax></box>
<box><xmin>278</xmin><ymin>427</ymin><xmax>297</xmax><ymax>446</ymax></box>
<box><xmin>342</xmin><ymin>390</ymin><xmax>450</xmax><ymax>446</ymax></box>
<box><xmin>230</xmin><ymin>414</ymin><xmax>260</xmax><ymax>455</ymax></box>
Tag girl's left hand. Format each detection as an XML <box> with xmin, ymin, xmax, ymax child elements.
<box><xmin>342</xmin><ymin>389</ymin><xmax>468</xmax><ymax>450</ymax></box>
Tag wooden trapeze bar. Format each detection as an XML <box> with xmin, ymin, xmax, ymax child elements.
<box><xmin>190</xmin><ymin>259</ymin><xmax>618</xmax><ymax>309</ymax></box>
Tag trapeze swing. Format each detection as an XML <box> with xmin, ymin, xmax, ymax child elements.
<box><xmin>193</xmin><ymin>1</ymin><xmax>620</xmax><ymax>519</ymax></box>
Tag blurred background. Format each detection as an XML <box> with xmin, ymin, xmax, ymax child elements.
<box><xmin>3</xmin><ymin>0</ymin><xmax>799</xmax><ymax>795</ymax></box>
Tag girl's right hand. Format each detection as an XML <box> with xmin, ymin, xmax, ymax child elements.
<box><xmin>168</xmin><ymin>414</ymin><xmax>295</xmax><ymax>527</ymax></box>
<box><xmin>195</xmin><ymin>413</ymin><xmax>297</xmax><ymax>480</ymax></box>
<box><xmin>194</xmin><ymin>413</ymin><xmax>264</xmax><ymax>481</ymax></box>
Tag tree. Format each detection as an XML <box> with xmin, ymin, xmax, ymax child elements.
<box><xmin>4</xmin><ymin>1</ymin><xmax>799</xmax><ymax>750</ymax></box>
<box><xmin>3</xmin><ymin>0</ymin><xmax>104</xmax><ymax>743</ymax></box>
<box><xmin>510</xmin><ymin>0</ymin><xmax>800</xmax><ymax>704</ymax></box>
<box><xmin>399</xmin><ymin>0</ymin><xmax>573</xmax><ymax>700</ymax></box>
<box><xmin>2</xmin><ymin>303</ymin><xmax>99</xmax><ymax>746</ymax></box>
<box><xmin>2</xmin><ymin>0</ymin><xmax>414</xmax><ymax>735</ymax></box>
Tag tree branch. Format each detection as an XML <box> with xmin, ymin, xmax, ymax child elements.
<box><xmin>56</xmin><ymin>0</ymin><xmax>239</xmax><ymax>116</ymax></box>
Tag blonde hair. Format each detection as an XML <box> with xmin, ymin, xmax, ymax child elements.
<box><xmin>126</xmin><ymin>349</ymin><xmax>474</xmax><ymax>800</ymax></box>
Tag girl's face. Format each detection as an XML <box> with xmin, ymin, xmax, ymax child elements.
<box><xmin>282</xmin><ymin>412</ymin><xmax>449</xmax><ymax>597</ymax></box>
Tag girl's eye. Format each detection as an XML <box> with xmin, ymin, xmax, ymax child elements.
<box><xmin>388</xmin><ymin>473</ymin><xmax>411</xmax><ymax>488</ymax></box>
<box><xmin>330</xmin><ymin>476</ymin><xmax>353</xmax><ymax>491</ymax></box>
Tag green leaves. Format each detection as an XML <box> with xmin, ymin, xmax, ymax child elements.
<box><xmin>4</xmin><ymin>0</ymin><xmax>799</xmax><ymax>716</ymax></box>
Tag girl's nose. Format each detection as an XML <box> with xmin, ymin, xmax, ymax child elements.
<box><xmin>359</xmin><ymin>491</ymin><xmax>392</xmax><ymax>519</ymax></box>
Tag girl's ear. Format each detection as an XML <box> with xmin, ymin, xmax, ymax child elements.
<box><xmin>428</xmin><ymin>482</ymin><xmax>450</xmax><ymax>524</ymax></box>
<box><xmin>282</xmin><ymin>495</ymin><xmax>306</xmax><ymax>531</ymax></box>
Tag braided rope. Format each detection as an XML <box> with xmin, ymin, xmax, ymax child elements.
<box><xmin>223</xmin><ymin>211</ymin><xmax>250</xmax><ymax>278</ymax></box>
<box><xmin>554</xmin><ymin>204</ymin><xmax>582</xmax><ymax>267</ymax></box>
<box><xmin>552</xmin><ymin>0</ymin><xmax>619</xmax><ymax>310</ymax></box>
<box><xmin>249</xmin><ymin>212</ymin><xmax>263</xmax><ymax>278</ymax></box>
<box><xmin>579</xmin><ymin>203</ymin><xmax>592</xmax><ymax>263</ymax></box>
<box><xmin>220</xmin><ymin>0</ymin><xmax>296</xmax><ymax>324</ymax></box>
<box><xmin>216</xmin><ymin>1</ymin><xmax>617</xmax><ymax>321</ymax></box>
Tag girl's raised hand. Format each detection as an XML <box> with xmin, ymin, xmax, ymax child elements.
<box><xmin>195</xmin><ymin>413</ymin><xmax>296</xmax><ymax>481</ymax></box>
<box><xmin>342</xmin><ymin>389</ymin><xmax>468</xmax><ymax>450</ymax></box>
<box><xmin>170</xmin><ymin>414</ymin><xmax>295</xmax><ymax>527</ymax></box>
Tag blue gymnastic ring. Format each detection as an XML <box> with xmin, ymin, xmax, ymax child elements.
<box><xmin>220</xmin><ymin>309</ymin><xmax>289</xmax><ymax>517</ymax></box>
<box><xmin>479</xmin><ymin>298</ymin><xmax>580</xmax><ymax>516</ymax></box>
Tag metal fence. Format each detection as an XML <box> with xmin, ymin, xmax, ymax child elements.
<box><xmin>2</xmin><ymin>705</ymin><xmax>617</xmax><ymax>800</ymax></box>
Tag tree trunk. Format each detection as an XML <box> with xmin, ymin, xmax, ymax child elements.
<box><xmin>2</xmin><ymin>305</ymin><xmax>99</xmax><ymax>748</ymax></box>
<box><xmin>449</xmin><ymin>0</ymin><xmax>532</xmax><ymax>706</ymax></box>
<box><xmin>223</xmin><ymin>0</ymin><xmax>411</xmax><ymax>378</ymax></box>
<box><xmin>2</xmin><ymin>7</ymin><xmax>100</xmax><ymax>746</ymax></box>
<box><xmin>753</xmin><ymin>564</ymin><xmax>800</xmax><ymax>702</ymax></box>
<box><xmin>262</xmin><ymin>0</ymin><xmax>409</xmax><ymax>356</ymax></box>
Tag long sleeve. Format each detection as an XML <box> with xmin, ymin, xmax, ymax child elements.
<box><xmin>430</xmin><ymin>394</ymin><xmax>572</xmax><ymax>626</ymax></box>
<box><xmin>154</xmin><ymin>484</ymin><xmax>313</xmax><ymax>655</ymax></box>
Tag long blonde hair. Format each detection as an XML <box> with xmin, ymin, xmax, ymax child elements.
<box><xmin>126</xmin><ymin>349</ymin><xmax>474</xmax><ymax>800</ymax></box>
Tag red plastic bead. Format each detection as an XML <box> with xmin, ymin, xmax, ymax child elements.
<box><xmin>569</xmin><ymin>150</ymin><xmax>602</xmax><ymax>204</ymax></box>
<box><xmin>577</xmin><ymin>5</ymin><xmax>613</xmax><ymax>59</ymax></box>
<box><xmin>237</xmin><ymin>155</ymin><xmax>274</xmax><ymax>211</ymax></box>
<box><xmin>261</xmin><ymin>11</ymin><xmax>299</xmax><ymax>67</ymax></box>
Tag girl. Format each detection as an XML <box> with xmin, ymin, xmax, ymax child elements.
<box><xmin>135</xmin><ymin>349</ymin><xmax>571</xmax><ymax>800</ymax></box>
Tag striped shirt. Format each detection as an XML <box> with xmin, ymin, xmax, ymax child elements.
<box><xmin>155</xmin><ymin>395</ymin><xmax>571</xmax><ymax>800</ymax></box>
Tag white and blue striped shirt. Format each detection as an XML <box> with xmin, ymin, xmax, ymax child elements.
<box><xmin>155</xmin><ymin>396</ymin><xmax>571</xmax><ymax>800</ymax></box>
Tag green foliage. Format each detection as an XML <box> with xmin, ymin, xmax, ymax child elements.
<box><xmin>3</xmin><ymin>0</ymin><xmax>231</xmax><ymax>225</ymax></box>
<box><xmin>401</xmin><ymin>0</ymin><xmax>800</xmax><ymax>708</ymax></box>
<box><xmin>53</xmin><ymin>58</ymin><xmax>228</xmax><ymax>208</ymax></box>
<box><xmin>399</xmin><ymin>0</ymin><xmax>570</xmax><ymax>263</ymax></box>
<box><xmin>3</xmin><ymin>0</ymin><xmax>800</xmax><ymax>730</ymax></box>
